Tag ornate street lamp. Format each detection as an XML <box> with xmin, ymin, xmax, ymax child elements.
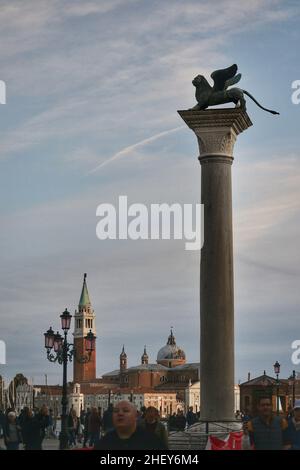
<box><xmin>85</xmin><ymin>329</ymin><xmax>96</xmax><ymax>353</ymax></box>
<box><xmin>44</xmin><ymin>327</ymin><xmax>55</xmax><ymax>349</ymax></box>
<box><xmin>273</xmin><ymin>361</ymin><xmax>281</xmax><ymax>416</ymax></box>
<box><xmin>44</xmin><ymin>309</ymin><xmax>96</xmax><ymax>450</ymax></box>
<box><xmin>60</xmin><ymin>308</ymin><xmax>72</xmax><ymax>331</ymax></box>
<box><xmin>53</xmin><ymin>332</ymin><xmax>63</xmax><ymax>353</ymax></box>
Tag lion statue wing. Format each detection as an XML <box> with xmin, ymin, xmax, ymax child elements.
<box><xmin>210</xmin><ymin>64</ymin><xmax>239</xmax><ymax>91</ymax></box>
<box><xmin>224</xmin><ymin>73</ymin><xmax>242</xmax><ymax>89</ymax></box>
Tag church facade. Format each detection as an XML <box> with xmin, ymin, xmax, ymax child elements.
<box><xmin>72</xmin><ymin>274</ymin><xmax>200</xmax><ymax>403</ymax></box>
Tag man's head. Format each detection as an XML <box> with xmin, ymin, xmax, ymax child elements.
<box><xmin>257</xmin><ymin>396</ymin><xmax>273</xmax><ymax>418</ymax></box>
<box><xmin>113</xmin><ymin>401</ymin><xmax>137</xmax><ymax>437</ymax></box>
<box><xmin>7</xmin><ymin>411</ymin><xmax>16</xmax><ymax>422</ymax></box>
<box><xmin>145</xmin><ymin>406</ymin><xmax>159</xmax><ymax>424</ymax></box>
<box><xmin>41</xmin><ymin>404</ymin><xmax>49</xmax><ymax>416</ymax></box>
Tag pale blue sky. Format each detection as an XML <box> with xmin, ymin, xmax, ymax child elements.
<box><xmin>0</xmin><ymin>0</ymin><xmax>300</xmax><ymax>386</ymax></box>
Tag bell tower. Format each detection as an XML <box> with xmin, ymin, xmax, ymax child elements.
<box><xmin>120</xmin><ymin>345</ymin><xmax>128</xmax><ymax>388</ymax></box>
<box><xmin>73</xmin><ymin>274</ymin><xmax>96</xmax><ymax>383</ymax></box>
<box><xmin>141</xmin><ymin>346</ymin><xmax>149</xmax><ymax>365</ymax></box>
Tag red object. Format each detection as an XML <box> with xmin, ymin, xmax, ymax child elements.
<box><xmin>209</xmin><ymin>431</ymin><xmax>243</xmax><ymax>450</ymax></box>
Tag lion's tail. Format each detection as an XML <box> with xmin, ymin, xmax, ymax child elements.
<box><xmin>242</xmin><ymin>90</ymin><xmax>280</xmax><ymax>115</ymax></box>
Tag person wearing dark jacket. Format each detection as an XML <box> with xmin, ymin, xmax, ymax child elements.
<box><xmin>35</xmin><ymin>405</ymin><xmax>50</xmax><ymax>449</ymax></box>
<box><xmin>95</xmin><ymin>401</ymin><xmax>167</xmax><ymax>450</ymax></box>
<box><xmin>20</xmin><ymin>408</ymin><xmax>42</xmax><ymax>450</ymax></box>
<box><xmin>175</xmin><ymin>410</ymin><xmax>186</xmax><ymax>431</ymax></box>
<box><xmin>88</xmin><ymin>407</ymin><xmax>101</xmax><ymax>447</ymax></box>
<box><xmin>83</xmin><ymin>408</ymin><xmax>91</xmax><ymax>447</ymax></box>
<box><xmin>4</xmin><ymin>411</ymin><xmax>22</xmax><ymax>450</ymax></box>
<box><xmin>140</xmin><ymin>406</ymin><xmax>169</xmax><ymax>449</ymax></box>
<box><xmin>102</xmin><ymin>403</ymin><xmax>114</xmax><ymax>435</ymax></box>
<box><xmin>186</xmin><ymin>407</ymin><xmax>197</xmax><ymax>427</ymax></box>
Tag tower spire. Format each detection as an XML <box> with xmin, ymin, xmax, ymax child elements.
<box><xmin>79</xmin><ymin>273</ymin><xmax>91</xmax><ymax>307</ymax></box>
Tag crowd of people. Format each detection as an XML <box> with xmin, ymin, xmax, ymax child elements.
<box><xmin>0</xmin><ymin>403</ymin><xmax>199</xmax><ymax>450</ymax></box>
<box><xmin>2</xmin><ymin>398</ymin><xmax>300</xmax><ymax>450</ymax></box>
<box><xmin>0</xmin><ymin>405</ymin><xmax>51</xmax><ymax>450</ymax></box>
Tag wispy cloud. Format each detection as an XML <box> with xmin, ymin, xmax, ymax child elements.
<box><xmin>88</xmin><ymin>125</ymin><xmax>185</xmax><ymax>174</ymax></box>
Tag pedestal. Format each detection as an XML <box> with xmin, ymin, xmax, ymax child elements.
<box><xmin>178</xmin><ymin>108</ymin><xmax>252</xmax><ymax>421</ymax></box>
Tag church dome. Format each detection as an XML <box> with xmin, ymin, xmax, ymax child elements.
<box><xmin>157</xmin><ymin>329</ymin><xmax>186</xmax><ymax>365</ymax></box>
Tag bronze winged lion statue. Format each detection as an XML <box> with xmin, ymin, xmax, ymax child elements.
<box><xmin>192</xmin><ymin>64</ymin><xmax>279</xmax><ymax>115</ymax></box>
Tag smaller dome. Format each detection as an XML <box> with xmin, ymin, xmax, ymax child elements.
<box><xmin>157</xmin><ymin>345</ymin><xmax>186</xmax><ymax>361</ymax></box>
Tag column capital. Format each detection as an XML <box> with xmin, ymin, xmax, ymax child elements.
<box><xmin>178</xmin><ymin>108</ymin><xmax>252</xmax><ymax>162</ymax></box>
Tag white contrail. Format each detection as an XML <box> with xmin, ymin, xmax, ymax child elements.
<box><xmin>88</xmin><ymin>125</ymin><xmax>185</xmax><ymax>174</ymax></box>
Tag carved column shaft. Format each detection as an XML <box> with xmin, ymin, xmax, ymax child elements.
<box><xmin>178</xmin><ymin>109</ymin><xmax>252</xmax><ymax>421</ymax></box>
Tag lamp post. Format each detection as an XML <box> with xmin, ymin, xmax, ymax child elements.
<box><xmin>44</xmin><ymin>308</ymin><xmax>96</xmax><ymax>450</ymax></box>
<box><xmin>273</xmin><ymin>361</ymin><xmax>281</xmax><ymax>416</ymax></box>
<box><xmin>292</xmin><ymin>370</ymin><xmax>296</xmax><ymax>408</ymax></box>
<box><xmin>289</xmin><ymin>370</ymin><xmax>296</xmax><ymax>409</ymax></box>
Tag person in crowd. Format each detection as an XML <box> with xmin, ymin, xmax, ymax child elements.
<box><xmin>0</xmin><ymin>408</ymin><xmax>5</xmax><ymax>438</ymax></box>
<box><xmin>95</xmin><ymin>400</ymin><xmax>168</xmax><ymax>450</ymax></box>
<box><xmin>83</xmin><ymin>407</ymin><xmax>91</xmax><ymax>447</ymax></box>
<box><xmin>20</xmin><ymin>407</ymin><xmax>42</xmax><ymax>450</ymax></box>
<box><xmin>175</xmin><ymin>409</ymin><xmax>186</xmax><ymax>431</ymax></box>
<box><xmin>140</xmin><ymin>406</ymin><xmax>168</xmax><ymax>449</ymax></box>
<box><xmin>243</xmin><ymin>396</ymin><xmax>290</xmax><ymax>450</ymax></box>
<box><xmin>35</xmin><ymin>405</ymin><xmax>50</xmax><ymax>449</ymax></box>
<box><xmin>186</xmin><ymin>406</ymin><xmax>197</xmax><ymax>427</ymax></box>
<box><xmin>47</xmin><ymin>409</ymin><xmax>56</xmax><ymax>438</ymax></box>
<box><xmin>3</xmin><ymin>411</ymin><xmax>22</xmax><ymax>450</ymax></box>
<box><xmin>167</xmin><ymin>413</ymin><xmax>177</xmax><ymax>432</ymax></box>
<box><xmin>68</xmin><ymin>408</ymin><xmax>79</xmax><ymax>447</ymax></box>
<box><xmin>285</xmin><ymin>399</ymin><xmax>300</xmax><ymax>449</ymax></box>
<box><xmin>102</xmin><ymin>403</ymin><xmax>114</xmax><ymax>435</ymax></box>
<box><xmin>88</xmin><ymin>407</ymin><xmax>101</xmax><ymax>447</ymax></box>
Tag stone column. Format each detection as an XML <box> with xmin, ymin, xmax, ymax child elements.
<box><xmin>178</xmin><ymin>109</ymin><xmax>252</xmax><ymax>421</ymax></box>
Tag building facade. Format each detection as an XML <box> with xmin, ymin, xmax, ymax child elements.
<box><xmin>102</xmin><ymin>330</ymin><xmax>200</xmax><ymax>401</ymax></box>
<box><xmin>15</xmin><ymin>384</ymin><xmax>34</xmax><ymax>414</ymax></box>
<box><xmin>239</xmin><ymin>372</ymin><xmax>296</xmax><ymax>416</ymax></box>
